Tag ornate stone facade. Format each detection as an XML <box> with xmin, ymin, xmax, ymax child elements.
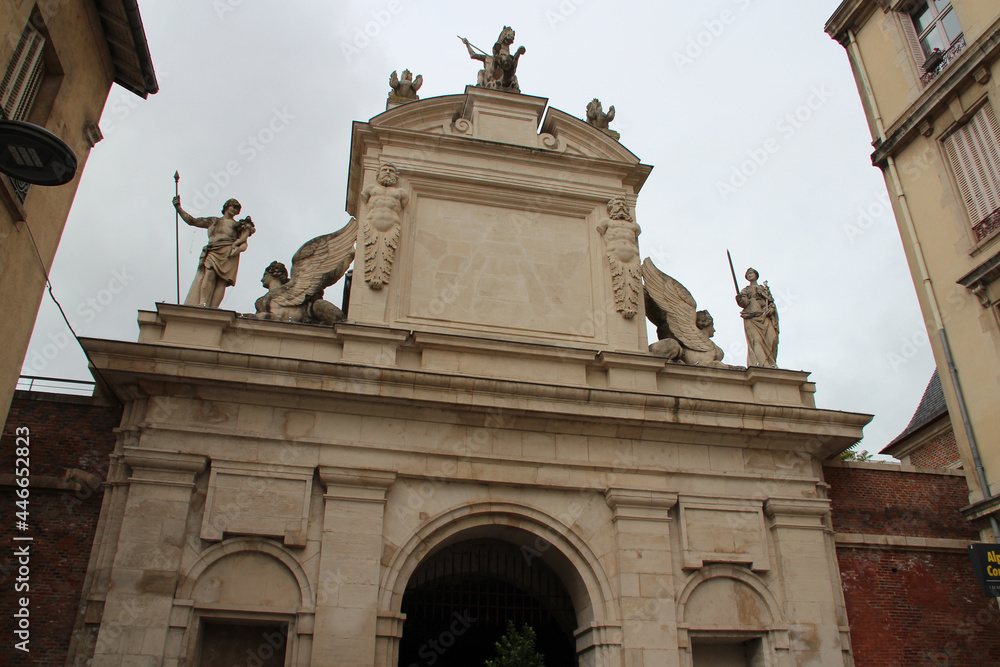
<box><xmin>72</xmin><ymin>87</ymin><xmax>870</xmax><ymax>666</ymax></box>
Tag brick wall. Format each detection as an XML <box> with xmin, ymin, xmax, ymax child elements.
<box><xmin>825</xmin><ymin>462</ymin><xmax>973</xmax><ymax>539</ymax></box>
<box><xmin>838</xmin><ymin>548</ymin><xmax>1000</xmax><ymax>666</ymax></box>
<box><xmin>825</xmin><ymin>461</ymin><xmax>1000</xmax><ymax>667</ymax></box>
<box><xmin>0</xmin><ymin>392</ymin><xmax>121</xmax><ymax>667</ymax></box>
<box><xmin>909</xmin><ymin>428</ymin><xmax>962</xmax><ymax>469</ymax></box>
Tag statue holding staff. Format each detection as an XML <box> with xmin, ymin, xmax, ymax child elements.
<box><xmin>173</xmin><ymin>195</ymin><xmax>255</xmax><ymax>308</ymax></box>
<box><xmin>733</xmin><ymin>262</ymin><xmax>779</xmax><ymax>368</ymax></box>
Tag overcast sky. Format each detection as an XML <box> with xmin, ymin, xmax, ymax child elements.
<box><xmin>22</xmin><ymin>0</ymin><xmax>937</xmax><ymax>455</ymax></box>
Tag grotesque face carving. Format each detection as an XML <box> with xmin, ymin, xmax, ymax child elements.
<box><xmin>607</xmin><ymin>197</ymin><xmax>630</xmax><ymax>220</ymax></box>
<box><xmin>377</xmin><ymin>164</ymin><xmax>399</xmax><ymax>186</ymax></box>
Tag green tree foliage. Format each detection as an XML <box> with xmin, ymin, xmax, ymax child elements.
<box><xmin>484</xmin><ymin>622</ymin><xmax>546</xmax><ymax>667</ymax></box>
<box><xmin>840</xmin><ymin>443</ymin><xmax>874</xmax><ymax>461</ymax></box>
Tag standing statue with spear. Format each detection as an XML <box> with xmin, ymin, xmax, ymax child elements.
<box><xmin>172</xmin><ymin>180</ymin><xmax>255</xmax><ymax>308</ymax></box>
<box><xmin>729</xmin><ymin>250</ymin><xmax>779</xmax><ymax>368</ymax></box>
<box><xmin>459</xmin><ymin>27</ymin><xmax>526</xmax><ymax>93</ymax></box>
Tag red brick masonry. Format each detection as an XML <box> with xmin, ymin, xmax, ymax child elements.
<box><xmin>908</xmin><ymin>429</ymin><xmax>962</xmax><ymax>469</ymax></box>
<box><xmin>0</xmin><ymin>392</ymin><xmax>121</xmax><ymax>667</ymax></box>
<box><xmin>825</xmin><ymin>461</ymin><xmax>1000</xmax><ymax>667</ymax></box>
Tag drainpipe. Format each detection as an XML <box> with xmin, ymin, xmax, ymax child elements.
<box><xmin>847</xmin><ymin>29</ymin><xmax>999</xmax><ymax>541</ymax></box>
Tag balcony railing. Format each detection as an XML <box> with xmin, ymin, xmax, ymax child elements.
<box><xmin>974</xmin><ymin>207</ymin><xmax>1000</xmax><ymax>243</ymax></box>
<box><xmin>15</xmin><ymin>375</ymin><xmax>95</xmax><ymax>396</ymax></box>
<box><xmin>921</xmin><ymin>34</ymin><xmax>966</xmax><ymax>86</ymax></box>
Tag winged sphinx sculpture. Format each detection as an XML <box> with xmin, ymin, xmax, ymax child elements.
<box><xmin>250</xmin><ymin>217</ymin><xmax>358</xmax><ymax>325</ymax></box>
<box><xmin>642</xmin><ymin>257</ymin><xmax>725</xmax><ymax>366</ymax></box>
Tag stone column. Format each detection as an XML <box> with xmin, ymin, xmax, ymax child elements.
<box><xmin>764</xmin><ymin>498</ymin><xmax>846</xmax><ymax>666</ymax></box>
<box><xmin>90</xmin><ymin>448</ymin><xmax>206</xmax><ymax>667</ymax></box>
<box><xmin>312</xmin><ymin>466</ymin><xmax>396</xmax><ymax>667</ymax></box>
<box><xmin>605</xmin><ymin>488</ymin><xmax>678</xmax><ymax>666</ymax></box>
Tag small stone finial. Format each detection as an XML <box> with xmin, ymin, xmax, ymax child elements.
<box><xmin>586</xmin><ymin>99</ymin><xmax>619</xmax><ymax>140</ymax></box>
<box><xmin>388</xmin><ymin>69</ymin><xmax>423</xmax><ymax>109</ymax></box>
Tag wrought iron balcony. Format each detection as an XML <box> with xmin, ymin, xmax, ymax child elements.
<box><xmin>974</xmin><ymin>206</ymin><xmax>1000</xmax><ymax>243</ymax></box>
<box><xmin>920</xmin><ymin>34</ymin><xmax>966</xmax><ymax>85</ymax></box>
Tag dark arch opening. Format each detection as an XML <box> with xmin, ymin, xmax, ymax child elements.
<box><xmin>397</xmin><ymin>538</ymin><xmax>578</xmax><ymax>667</ymax></box>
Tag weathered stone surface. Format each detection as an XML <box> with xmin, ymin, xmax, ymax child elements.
<box><xmin>737</xmin><ymin>267</ymin><xmax>779</xmax><ymax>368</ymax></box>
<box><xmin>173</xmin><ymin>196</ymin><xmax>255</xmax><ymax>308</ymax></box>
<box><xmin>74</xmin><ymin>90</ymin><xmax>869</xmax><ymax>667</ymax></box>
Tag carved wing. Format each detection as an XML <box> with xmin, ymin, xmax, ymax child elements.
<box><xmin>273</xmin><ymin>217</ymin><xmax>359</xmax><ymax>308</ymax></box>
<box><xmin>605</xmin><ymin>105</ymin><xmax>615</xmax><ymax>123</ymax></box>
<box><xmin>641</xmin><ymin>257</ymin><xmax>713</xmax><ymax>353</ymax></box>
<box><xmin>389</xmin><ymin>70</ymin><xmax>399</xmax><ymax>90</ymax></box>
<box><xmin>412</xmin><ymin>74</ymin><xmax>423</xmax><ymax>92</ymax></box>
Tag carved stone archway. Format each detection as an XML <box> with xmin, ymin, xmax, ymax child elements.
<box><xmin>169</xmin><ymin>537</ymin><xmax>315</xmax><ymax>667</ymax></box>
<box><xmin>376</xmin><ymin>502</ymin><xmax>621</xmax><ymax>667</ymax></box>
<box><xmin>676</xmin><ymin>565</ymin><xmax>789</xmax><ymax>667</ymax></box>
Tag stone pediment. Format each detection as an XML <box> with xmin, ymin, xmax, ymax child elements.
<box><xmin>539</xmin><ymin>107</ymin><xmax>639</xmax><ymax>163</ymax></box>
<box><xmin>367</xmin><ymin>86</ymin><xmax>640</xmax><ymax>163</ymax></box>
<box><xmin>347</xmin><ymin>85</ymin><xmax>653</xmax><ymax>353</ymax></box>
<box><xmin>369</xmin><ymin>94</ymin><xmax>467</xmax><ymax>134</ymax></box>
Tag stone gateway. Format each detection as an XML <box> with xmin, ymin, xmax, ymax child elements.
<box><xmin>73</xmin><ymin>81</ymin><xmax>868</xmax><ymax>666</ymax></box>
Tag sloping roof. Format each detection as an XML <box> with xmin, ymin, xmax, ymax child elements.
<box><xmin>881</xmin><ymin>370</ymin><xmax>948</xmax><ymax>453</ymax></box>
<box><xmin>93</xmin><ymin>0</ymin><xmax>158</xmax><ymax>98</ymax></box>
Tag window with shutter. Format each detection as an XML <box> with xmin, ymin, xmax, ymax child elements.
<box><xmin>1</xmin><ymin>24</ymin><xmax>45</xmax><ymax>121</ymax></box>
<box><xmin>0</xmin><ymin>22</ymin><xmax>46</xmax><ymax>203</ymax></box>
<box><xmin>943</xmin><ymin>104</ymin><xmax>1000</xmax><ymax>242</ymax></box>
<box><xmin>898</xmin><ymin>1</ymin><xmax>965</xmax><ymax>85</ymax></box>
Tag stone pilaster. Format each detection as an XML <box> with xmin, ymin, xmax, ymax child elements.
<box><xmin>312</xmin><ymin>466</ymin><xmax>396</xmax><ymax>667</ymax></box>
<box><xmin>91</xmin><ymin>448</ymin><xmax>206</xmax><ymax>667</ymax></box>
<box><xmin>605</xmin><ymin>488</ymin><xmax>678</xmax><ymax>666</ymax></box>
<box><xmin>764</xmin><ymin>497</ymin><xmax>845</xmax><ymax>666</ymax></box>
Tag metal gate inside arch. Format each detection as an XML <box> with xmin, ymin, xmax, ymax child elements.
<box><xmin>397</xmin><ymin>539</ymin><xmax>577</xmax><ymax>667</ymax></box>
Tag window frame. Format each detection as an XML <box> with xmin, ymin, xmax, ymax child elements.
<box><xmin>907</xmin><ymin>0</ymin><xmax>961</xmax><ymax>60</ymax></box>
<box><xmin>896</xmin><ymin>0</ymin><xmax>966</xmax><ymax>85</ymax></box>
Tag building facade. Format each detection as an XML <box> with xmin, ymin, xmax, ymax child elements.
<box><xmin>9</xmin><ymin>387</ymin><xmax>1000</xmax><ymax>666</ymax></box>
<box><xmin>65</xmin><ymin>88</ymin><xmax>877</xmax><ymax>666</ymax></box>
<box><xmin>0</xmin><ymin>0</ymin><xmax>157</xmax><ymax>428</ymax></box>
<box><xmin>826</xmin><ymin>1</ymin><xmax>1000</xmax><ymax>536</ymax></box>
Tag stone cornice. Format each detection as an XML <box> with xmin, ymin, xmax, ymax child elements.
<box><xmin>605</xmin><ymin>488</ymin><xmax>677</xmax><ymax>522</ymax></box>
<box><xmin>825</xmin><ymin>0</ymin><xmax>886</xmax><ymax>45</ymax></box>
<box><xmin>83</xmin><ymin>334</ymin><xmax>869</xmax><ymax>452</ymax></box>
<box><xmin>122</xmin><ymin>447</ymin><xmax>207</xmax><ymax>475</ymax></box>
<box><xmin>319</xmin><ymin>466</ymin><xmax>396</xmax><ymax>504</ymax></box>
<box><xmin>834</xmin><ymin>532</ymin><xmax>971</xmax><ymax>553</ymax></box>
<box><xmin>962</xmin><ymin>494</ymin><xmax>1000</xmax><ymax>524</ymax></box>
